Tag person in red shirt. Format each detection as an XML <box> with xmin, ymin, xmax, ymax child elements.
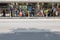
<box><xmin>19</xmin><ymin>9</ymin><xmax>23</xmax><ymax>17</ymax></box>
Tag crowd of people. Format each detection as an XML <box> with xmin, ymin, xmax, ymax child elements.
<box><xmin>1</xmin><ymin>3</ymin><xmax>60</xmax><ymax>17</ymax></box>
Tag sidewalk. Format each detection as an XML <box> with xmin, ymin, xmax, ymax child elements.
<box><xmin>0</xmin><ymin>19</ymin><xmax>60</xmax><ymax>33</ymax></box>
<box><xmin>0</xmin><ymin>17</ymin><xmax>60</xmax><ymax>19</ymax></box>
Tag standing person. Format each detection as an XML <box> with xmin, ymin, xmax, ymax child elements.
<box><xmin>16</xmin><ymin>8</ymin><xmax>19</xmax><ymax>17</ymax></box>
<box><xmin>2</xmin><ymin>8</ymin><xmax>6</xmax><ymax>17</ymax></box>
<box><xmin>48</xmin><ymin>8</ymin><xmax>52</xmax><ymax>17</ymax></box>
<box><xmin>27</xmin><ymin>5</ymin><xmax>33</xmax><ymax>17</ymax></box>
<box><xmin>21</xmin><ymin>5</ymin><xmax>27</xmax><ymax>17</ymax></box>
<box><xmin>25</xmin><ymin>10</ymin><xmax>29</xmax><ymax>17</ymax></box>
<box><xmin>37</xmin><ymin>8</ymin><xmax>44</xmax><ymax>17</ymax></box>
<box><xmin>44</xmin><ymin>9</ymin><xmax>48</xmax><ymax>17</ymax></box>
<box><xmin>14</xmin><ymin>8</ymin><xmax>19</xmax><ymax>17</ymax></box>
<box><xmin>31</xmin><ymin>8</ymin><xmax>35</xmax><ymax>17</ymax></box>
<box><xmin>56</xmin><ymin>5</ymin><xmax>60</xmax><ymax>16</ymax></box>
<box><xmin>39</xmin><ymin>8</ymin><xmax>44</xmax><ymax>17</ymax></box>
<box><xmin>19</xmin><ymin>9</ymin><xmax>23</xmax><ymax>17</ymax></box>
<box><xmin>10</xmin><ymin>5</ymin><xmax>14</xmax><ymax>17</ymax></box>
<box><xmin>52</xmin><ymin>7</ymin><xmax>57</xmax><ymax>16</ymax></box>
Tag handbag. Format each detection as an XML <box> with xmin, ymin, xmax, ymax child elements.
<box><xmin>55</xmin><ymin>11</ymin><xmax>58</xmax><ymax>16</ymax></box>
